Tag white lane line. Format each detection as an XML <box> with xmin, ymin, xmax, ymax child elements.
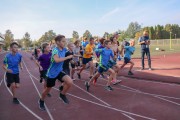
<box><xmin>84</xmin><ymin>71</ymin><xmax>180</xmax><ymax>100</ymax></box>
<box><xmin>3</xmin><ymin>73</ymin><xmax>43</xmax><ymax>120</ymax></box>
<box><xmin>22</xmin><ymin>59</ymin><xmax>54</xmax><ymax>120</ymax></box>
<box><xmin>54</xmin><ymin>87</ymin><xmax>156</xmax><ymax>120</ymax></box>
<box><xmin>73</xmin><ymin>83</ymin><xmax>111</xmax><ymax>106</ymax></box>
<box><xmin>83</xmin><ymin>71</ymin><xmax>180</xmax><ymax>106</ymax></box>
<box><xmin>0</xmin><ymin>79</ymin><xmax>3</xmax><ymax>87</ymax></box>
<box><xmin>27</xmin><ymin>67</ymin><xmax>155</xmax><ymax>120</ymax></box>
<box><xmin>122</xmin><ymin>113</ymin><xmax>136</xmax><ymax>120</ymax></box>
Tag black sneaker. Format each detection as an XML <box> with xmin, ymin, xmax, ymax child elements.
<box><xmin>89</xmin><ymin>76</ymin><xmax>92</xmax><ymax>79</ymax></box>
<box><xmin>7</xmin><ymin>83</ymin><xmax>11</xmax><ymax>88</ymax></box>
<box><xmin>40</xmin><ymin>78</ymin><xmax>43</xmax><ymax>83</ymax></box>
<box><xmin>128</xmin><ymin>71</ymin><xmax>134</xmax><ymax>75</ymax></box>
<box><xmin>59</xmin><ymin>86</ymin><xmax>63</xmax><ymax>92</ymax></box>
<box><xmin>77</xmin><ymin>73</ymin><xmax>81</xmax><ymax>79</ymax></box>
<box><xmin>13</xmin><ymin>98</ymin><xmax>20</xmax><ymax>104</ymax></box>
<box><xmin>85</xmin><ymin>81</ymin><xmax>90</xmax><ymax>91</ymax></box>
<box><xmin>38</xmin><ymin>99</ymin><xmax>45</xmax><ymax>110</ymax></box>
<box><xmin>59</xmin><ymin>93</ymin><xmax>69</xmax><ymax>104</ymax></box>
<box><xmin>47</xmin><ymin>93</ymin><xmax>51</xmax><ymax>97</ymax></box>
<box><xmin>105</xmin><ymin>86</ymin><xmax>113</xmax><ymax>91</ymax></box>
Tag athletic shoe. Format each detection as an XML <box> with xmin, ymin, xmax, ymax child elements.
<box><xmin>59</xmin><ymin>85</ymin><xmax>63</xmax><ymax>92</ymax></box>
<box><xmin>77</xmin><ymin>73</ymin><xmax>81</xmax><ymax>79</ymax></box>
<box><xmin>85</xmin><ymin>81</ymin><xmax>90</xmax><ymax>92</ymax></box>
<box><xmin>89</xmin><ymin>76</ymin><xmax>92</xmax><ymax>79</ymax></box>
<box><xmin>7</xmin><ymin>83</ymin><xmax>11</xmax><ymax>88</ymax></box>
<box><xmin>13</xmin><ymin>98</ymin><xmax>20</xmax><ymax>104</ymax></box>
<box><xmin>47</xmin><ymin>93</ymin><xmax>51</xmax><ymax>97</ymax></box>
<box><xmin>38</xmin><ymin>99</ymin><xmax>45</xmax><ymax>110</ymax></box>
<box><xmin>149</xmin><ymin>68</ymin><xmax>152</xmax><ymax>70</ymax></box>
<box><xmin>59</xmin><ymin>93</ymin><xmax>69</xmax><ymax>104</ymax></box>
<box><xmin>105</xmin><ymin>86</ymin><xmax>113</xmax><ymax>91</ymax></box>
<box><xmin>39</xmin><ymin>78</ymin><xmax>43</xmax><ymax>83</ymax></box>
<box><xmin>141</xmin><ymin>68</ymin><xmax>144</xmax><ymax>70</ymax></box>
<box><xmin>111</xmin><ymin>80</ymin><xmax>121</xmax><ymax>85</ymax></box>
<box><xmin>128</xmin><ymin>71</ymin><xmax>134</xmax><ymax>75</ymax></box>
<box><xmin>93</xmin><ymin>78</ymin><xmax>97</xmax><ymax>85</ymax></box>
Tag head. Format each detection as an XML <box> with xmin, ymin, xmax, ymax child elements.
<box><xmin>42</xmin><ymin>42</ymin><xmax>50</xmax><ymax>53</ymax></box>
<box><xmin>55</xmin><ymin>35</ymin><xmax>66</xmax><ymax>49</ymax></box>
<box><xmin>10</xmin><ymin>42</ymin><xmax>19</xmax><ymax>53</ymax></box>
<box><xmin>67</xmin><ymin>42</ymin><xmax>75</xmax><ymax>51</ymax></box>
<box><xmin>143</xmin><ymin>30</ymin><xmax>149</xmax><ymax>37</ymax></box>
<box><xmin>99</xmin><ymin>38</ymin><xmax>105</xmax><ymax>45</ymax></box>
<box><xmin>129</xmin><ymin>39</ymin><xmax>135</xmax><ymax>47</ymax></box>
<box><xmin>84</xmin><ymin>37</ymin><xmax>87</xmax><ymax>42</ymax></box>
<box><xmin>74</xmin><ymin>40</ymin><xmax>80</xmax><ymax>47</ymax></box>
<box><xmin>110</xmin><ymin>36</ymin><xmax>117</xmax><ymax>44</ymax></box>
<box><xmin>104</xmin><ymin>40</ymin><xmax>111</xmax><ymax>49</ymax></box>
<box><xmin>89</xmin><ymin>37</ymin><xmax>94</xmax><ymax>45</ymax></box>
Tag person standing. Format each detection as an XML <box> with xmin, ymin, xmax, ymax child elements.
<box><xmin>138</xmin><ymin>30</ymin><xmax>152</xmax><ymax>70</ymax></box>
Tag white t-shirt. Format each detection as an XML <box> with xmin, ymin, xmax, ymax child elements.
<box><xmin>73</xmin><ymin>47</ymin><xmax>80</xmax><ymax>62</ymax></box>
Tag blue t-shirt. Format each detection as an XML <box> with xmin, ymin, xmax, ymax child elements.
<box><xmin>82</xmin><ymin>41</ymin><xmax>89</xmax><ymax>48</ymax></box>
<box><xmin>3</xmin><ymin>52</ymin><xmax>22</xmax><ymax>74</ymax></box>
<box><xmin>47</xmin><ymin>47</ymin><xmax>67</xmax><ymax>78</ymax></box>
<box><xmin>138</xmin><ymin>36</ymin><xmax>150</xmax><ymax>50</ymax></box>
<box><xmin>124</xmin><ymin>46</ymin><xmax>135</xmax><ymax>59</ymax></box>
<box><xmin>95</xmin><ymin>48</ymin><xmax>114</xmax><ymax>66</ymax></box>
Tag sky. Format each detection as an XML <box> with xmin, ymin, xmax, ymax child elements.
<box><xmin>0</xmin><ymin>0</ymin><xmax>180</xmax><ymax>40</ymax></box>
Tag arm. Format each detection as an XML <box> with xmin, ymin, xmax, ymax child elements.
<box><xmin>53</xmin><ymin>54</ymin><xmax>73</xmax><ymax>63</ymax></box>
<box><xmin>2</xmin><ymin>64</ymin><xmax>12</xmax><ymax>73</ymax></box>
<box><xmin>19</xmin><ymin>62</ymin><xmax>23</xmax><ymax>70</ymax></box>
<box><xmin>138</xmin><ymin>37</ymin><xmax>145</xmax><ymax>45</ymax></box>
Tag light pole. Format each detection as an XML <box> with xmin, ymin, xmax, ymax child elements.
<box><xmin>170</xmin><ymin>31</ymin><xmax>172</xmax><ymax>50</ymax></box>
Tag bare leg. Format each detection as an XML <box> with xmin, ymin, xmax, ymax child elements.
<box><xmin>61</xmin><ymin>75</ymin><xmax>73</xmax><ymax>95</ymax></box>
<box><xmin>41</xmin><ymin>87</ymin><xmax>52</xmax><ymax>100</ymax></box>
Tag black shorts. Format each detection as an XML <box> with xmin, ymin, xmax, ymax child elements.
<box><xmin>124</xmin><ymin>57</ymin><xmax>130</xmax><ymax>64</ymax></box>
<box><xmin>71</xmin><ymin>61</ymin><xmax>80</xmax><ymax>68</ymax></box>
<box><xmin>46</xmin><ymin>71</ymin><xmax>67</xmax><ymax>87</ymax></box>
<box><xmin>40</xmin><ymin>70</ymin><xmax>47</xmax><ymax>80</ymax></box>
<box><xmin>82</xmin><ymin>57</ymin><xmax>92</xmax><ymax>65</ymax></box>
<box><xmin>6</xmin><ymin>73</ymin><xmax>20</xmax><ymax>84</ymax></box>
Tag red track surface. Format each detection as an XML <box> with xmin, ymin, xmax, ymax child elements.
<box><xmin>0</xmin><ymin>51</ymin><xmax>180</xmax><ymax>120</ymax></box>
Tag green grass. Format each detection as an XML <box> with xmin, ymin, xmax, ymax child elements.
<box><xmin>127</xmin><ymin>44</ymin><xmax>180</xmax><ymax>58</ymax></box>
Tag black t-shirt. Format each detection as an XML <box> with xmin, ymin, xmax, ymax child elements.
<box><xmin>63</xmin><ymin>51</ymin><xmax>73</xmax><ymax>69</ymax></box>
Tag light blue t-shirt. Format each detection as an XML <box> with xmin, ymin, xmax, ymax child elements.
<box><xmin>95</xmin><ymin>48</ymin><xmax>114</xmax><ymax>66</ymax></box>
<box><xmin>3</xmin><ymin>52</ymin><xmax>22</xmax><ymax>74</ymax></box>
<box><xmin>124</xmin><ymin>46</ymin><xmax>135</xmax><ymax>59</ymax></box>
<box><xmin>47</xmin><ymin>47</ymin><xmax>67</xmax><ymax>78</ymax></box>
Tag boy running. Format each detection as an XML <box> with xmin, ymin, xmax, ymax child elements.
<box><xmin>39</xmin><ymin>35</ymin><xmax>73</xmax><ymax>110</ymax></box>
<box><xmin>85</xmin><ymin>40</ymin><xmax>118</xmax><ymax>91</ymax></box>
<box><xmin>77</xmin><ymin>37</ymin><xmax>95</xmax><ymax>79</ymax></box>
<box><xmin>3</xmin><ymin>42</ymin><xmax>22</xmax><ymax>104</ymax></box>
<box><xmin>120</xmin><ymin>40</ymin><xmax>135</xmax><ymax>75</ymax></box>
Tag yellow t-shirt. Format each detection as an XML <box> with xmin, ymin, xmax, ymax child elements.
<box><xmin>83</xmin><ymin>44</ymin><xmax>95</xmax><ymax>58</ymax></box>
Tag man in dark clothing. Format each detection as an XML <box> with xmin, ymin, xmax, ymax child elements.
<box><xmin>138</xmin><ymin>30</ymin><xmax>152</xmax><ymax>70</ymax></box>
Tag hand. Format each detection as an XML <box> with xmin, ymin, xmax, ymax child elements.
<box><xmin>67</xmin><ymin>55</ymin><xmax>73</xmax><ymax>59</ymax></box>
<box><xmin>39</xmin><ymin>66</ymin><xmax>43</xmax><ymax>71</ymax></box>
<box><xmin>7</xmin><ymin>69</ymin><xmax>13</xmax><ymax>73</ymax></box>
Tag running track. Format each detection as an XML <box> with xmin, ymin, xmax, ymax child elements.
<box><xmin>0</xmin><ymin>51</ymin><xmax>180</xmax><ymax>120</ymax></box>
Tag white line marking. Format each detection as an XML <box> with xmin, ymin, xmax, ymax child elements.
<box><xmin>73</xmin><ymin>83</ymin><xmax>111</xmax><ymax>106</ymax></box>
<box><xmin>26</xmin><ymin>66</ymin><xmax>155</xmax><ymax>120</ymax></box>
<box><xmin>3</xmin><ymin>73</ymin><xmax>43</xmax><ymax>120</ymax></box>
<box><xmin>23</xmin><ymin>59</ymin><xmax>54</xmax><ymax>120</ymax></box>
<box><xmin>0</xmin><ymin>79</ymin><xmax>3</xmax><ymax>87</ymax></box>
<box><xmin>122</xmin><ymin>113</ymin><xmax>136</xmax><ymax>120</ymax></box>
<box><xmin>154</xmin><ymin>96</ymin><xmax>180</xmax><ymax>106</ymax></box>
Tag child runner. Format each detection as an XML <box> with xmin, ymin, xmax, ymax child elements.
<box><xmin>120</xmin><ymin>40</ymin><xmax>135</xmax><ymax>75</ymax></box>
<box><xmin>77</xmin><ymin>37</ymin><xmax>95</xmax><ymax>79</ymax></box>
<box><xmin>35</xmin><ymin>43</ymin><xmax>52</xmax><ymax>97</ymax></box>
<box><xmin>85</xmin><ymin>40</ymin><xmax>118</xmax><ymax>91</ymax></box>
<box><xmin>3</xmin><ymin>42</ymin><xmax>22</xmax><ymax>104</ymax></box>
<box><xmin>71</xmin><ymin>40</ymin><xmax>81</xmax><ymax>79</ymax></box>
<box><xmin>39</xmin><ymin>35</ymin><xmax>73</xmax><ymax>110</ymax></box>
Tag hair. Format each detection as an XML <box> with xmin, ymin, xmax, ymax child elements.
<box><xmin>42</xmin><ymin>42</ymin><xmax>49</xmax><ymax>53</ymax></box>
<box><xmin>103</xmin><ymin>40</ymin><xmax>111</xmax><ymax>46</ymax></box>
<box><xmin>143</xmin><ymin>30</ymin><xmax>149</xmax><ymax>33</ymax></box>
<box><xmin>110</xmin><ymin>36</ymin><xmax>114</xmax><ymax>43</ymax></box>
<box><xmin>89</xmin><ymin>37</ymin><xmax>94</xmax><ymax>41</ymax></box>
<box><xmin>55</xmin><ymin>35</ymin><xmax>65</xmax><ymax>42</ymax></box>
<box><xmin>84</xmin><ymin>37</ymin><xmax>87</xmax><ymax>40</ymax></box>
<box><xmin>74</xmin><ymin>40</ymin><xmax>80</xmax><ymax>45</ymax></box>
<box><xmin>99</xmin><ymin>38</ymin><xmax>105</xmax><ymax>45</ymax></box>
<box><xmin>10</xmin><ymin>42</ymin><xmax>19</xmax><ymax>48</ymax></box>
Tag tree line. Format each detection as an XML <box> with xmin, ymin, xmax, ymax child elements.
<box><xmin>1</xmin><ymin>22</ymin><xmax>180</xmax><ymax>50</ymax></box>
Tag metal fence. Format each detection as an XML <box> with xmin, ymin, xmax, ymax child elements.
<box><xmin>150</xmin><ymin>39</ymin><xmax>180</xmax><ymax>46</ymax></box>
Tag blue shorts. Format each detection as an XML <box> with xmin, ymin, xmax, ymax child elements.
<box><xmin>98</xmin><ymin>65</ymin><xmax>109</xmax><ymax>74</ymax></box>
<box><xmin>82</xmin><ymin>57</ymin><xmax>92</xmax><ymax>65</ymax></box>
<box><xmin>124</xmin><ymin>57</ymin><xmax>130</xmax><ymax>64</ymax></box>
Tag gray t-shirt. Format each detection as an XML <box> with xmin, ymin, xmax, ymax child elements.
<box><xmin>73</xmin><ymin>47</ymin><xmax>80</xmax><ymax>62</ymax></box>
